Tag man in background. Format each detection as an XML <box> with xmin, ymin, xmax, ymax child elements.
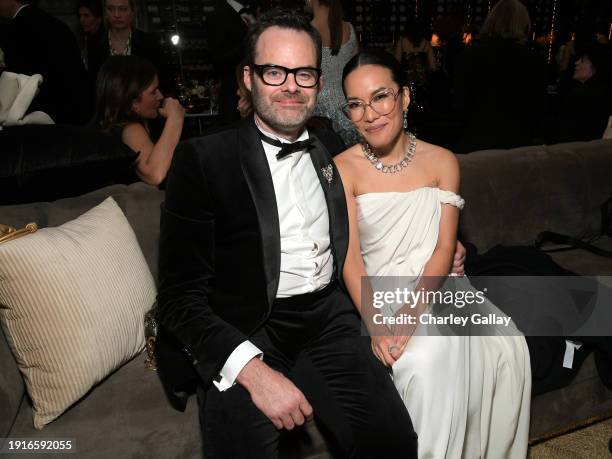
<box><xmin>0</xmin><ymin>0</ymin><xmax>91</xmax><ymax>124</ymax></box>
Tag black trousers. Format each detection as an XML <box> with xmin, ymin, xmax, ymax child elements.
<box><xmin>197</xmin><ymin>283</ymin><xmax>418</xmax><ymax>458</ymax></box>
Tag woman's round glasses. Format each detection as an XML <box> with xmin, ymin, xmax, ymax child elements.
<box><xmin>341</xmin><ymin>88</ymin><xmax>401</xmax><ymax>122</ymax></box>
<box><xmin>250</xmin><ymin>64</ymin><xmax>321</xmax><ymax>88</ymax></box>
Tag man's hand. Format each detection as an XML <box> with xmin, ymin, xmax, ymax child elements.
<box><xmin>451</xmin><ymin>240</ymin><xmax>466</xmax><ymax>276</ymax></box>
<box><xmin>236</xmin><ymin>358</ymin><xmax>313</xmax><ymax>430</ymax></box>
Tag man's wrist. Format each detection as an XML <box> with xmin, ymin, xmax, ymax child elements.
<box><xmin>236</xmin><ymin>356</ymin><xmax>265</xmax><ymax>390</ymax></box>
<box><xmin>213</xmin><ymin>341</ymin><xmax>263</xmax><ymax>391</ymax></box>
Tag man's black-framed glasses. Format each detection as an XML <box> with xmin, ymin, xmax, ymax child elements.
<box><xmin>251</xmin><ymin>64</ymin><xmax>321</xmax><ymax>88</ymax></box>
<box><xmin>341</xmin><ymin>88</ymin><xmax>401</xmax><ymax>122</ymax></box>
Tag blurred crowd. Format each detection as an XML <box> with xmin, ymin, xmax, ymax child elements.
<box><xmin>0</xmin><ymin>0</ymin><xmax>610</xmax><ymax>185</ymax></box>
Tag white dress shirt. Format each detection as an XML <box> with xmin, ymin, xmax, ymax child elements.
<box><xmin>213</xmin><ymin>122</ymin><xmax>335</xmax><ymax>391</ymax></box>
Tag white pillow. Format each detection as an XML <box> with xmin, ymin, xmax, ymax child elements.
<box><xmin>0</xmin><ymin>197</ymin><xmax>156</xmax><ymax>429</ymax></box>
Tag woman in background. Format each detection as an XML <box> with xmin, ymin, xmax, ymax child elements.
<box><xmin>88</xmin><ymin>0</ymin><xmax>171</xmax><ymax>94</ymax></box>
<box><xmin>93</xmin><ymin>55</ymin><xmax>184</xmax><ymax>186</ymax></box>
<box><xmin>335</xmin><ymin>49</ymin><xmax>530</xmax><ymax>458</ymax></box>
<box><xmin>307</xmin><ymin>0</ymin><xmax>359</xmax><ymax>146</ymax></box>
<box><xmin>453</xmin><ymin>0</ymin><xmax>546</xmax><ymax>153</ymax></box>
<box><xmin>394</xmin><ymin>18</ymin><xmax>437</xmax><ymax>86</ymax></box>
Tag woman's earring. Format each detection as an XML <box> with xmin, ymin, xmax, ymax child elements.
<box><xmin>403</xmin><ymin>110</ymin><xmax>408</xmax><ymax>130</ymax></box>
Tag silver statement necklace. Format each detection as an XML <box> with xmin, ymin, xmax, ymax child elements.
<box><xmin>109</xmin><ymin>30</ymin><xmax>132</xmax><ymax>56</ymax></box>
<box><xmin>362</xmin><ymin>131</ymin><xmax>417</xmax><ymax>173</ymax></box>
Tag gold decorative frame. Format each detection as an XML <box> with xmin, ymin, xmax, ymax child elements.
<box><xmin>0</xmin><ymin>223</ymin><xmax>38</xmax><ymax>244</ymax></box>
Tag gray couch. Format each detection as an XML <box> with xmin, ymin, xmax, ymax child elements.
<box><xmin>1</xmin><ymin>139</ymin><xmax>611</xmax><ymax>458</ymax></box>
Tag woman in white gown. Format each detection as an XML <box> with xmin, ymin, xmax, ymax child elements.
<box><xmin>334</xmin><ymin>49</ymin><xmax>531</xmax><ymax>459</ymax></box>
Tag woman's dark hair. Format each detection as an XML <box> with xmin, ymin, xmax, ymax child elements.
<box><xmin>246</xmin><ymin>8</ymin><xmax>322</xmax><ymax>67</ymax></box>
<box><xmin>93</xmin><ymin>55</ymin><xmax>157</xmax><ymax>133</ymax></box>
<box><xmin>319</xmin><ymin>0</ymin><xmax>344</xmax><ymax>56</ymax></box>
<box><xmin>77</xmin><ymin>0</ymin><xmax>102</xmax><ymax>18</ymax></box>
<box><xmin>342</xmin><ymin>49</ymin><xmax>405</xmax><ymax>96</ymax></box>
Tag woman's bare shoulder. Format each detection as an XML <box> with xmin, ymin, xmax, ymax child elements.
<box><xmin>415</xmin><ymin>139</ymin><xmax>459</xmax><ymax>175</ymax></box>
<box><xmin>416</xmin><ymin>139</ymin><xmax>455</xmax><ymax>160</ymax></box>
<box><xmin>121</xmin><ymin>122</ymin><xmax>147</xmax><ymax>139</ymax></box>
<box><xmin>334</xmin><ymin>144</ymin><xmax>364</xmax><ymax>181</ymax></box>
<box><xmin>334</xmin><ymin>143</ymin><xmax>362</xmax><ymax>167</ymax></box>
<box><xmin>121</xmin><ymin>122</ymin><xmax>152</xmax><ymax>152</ymax></box>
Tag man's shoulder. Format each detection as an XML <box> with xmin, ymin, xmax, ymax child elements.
<box><xmin>308</xmin><ymin>122</ymin><xmax>346</xmax><ymax>157</ymax></box>
<box><xmin>17</xmin><ymin>6</ymin><xmax>78</xmax><ymax>45</ymax></box>
<box><xmin>17</xmin><ymin>6</ymin><xmax>63</xmax><ymax>29</ymax></box>
<box><xmin>178</xmin><ymin>121</ymin><xmax>244</xmax><ymax>161</ymax></box>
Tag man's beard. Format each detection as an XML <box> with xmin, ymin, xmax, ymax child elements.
<box><xmin>251</xmin><ymin>82</ymin><xmax>315</xmax><ymax>136</ymax></box>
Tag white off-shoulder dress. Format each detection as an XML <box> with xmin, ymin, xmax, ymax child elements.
<box><xmin>356</xmin><ymin>187</ymin><xmax>531</xmax><ymax>459</ymax></box>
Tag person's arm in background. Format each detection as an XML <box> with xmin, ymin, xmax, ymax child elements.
<box><xmin>559</xmin><ymin>40</ymin><xmax>574</xmax><ymax>72</ymax></box>
<box><xmin>348</xmin><ymin>22</ymin><xmax>359</xmax><ymax>56</ymax></box>
<box><xmin>122</xmin><ymin>97</ymin><xmax>184</xmax><ymax>186</ymax></box>
<box><xmin>393</xmin><ymin>36</ymin><xmax>404</xmax><ymax>62</ymax></box>
<box><xmin>425</xmin><ymin>40</ymin><xmax>438</xmax><ymax>72</ymax></box>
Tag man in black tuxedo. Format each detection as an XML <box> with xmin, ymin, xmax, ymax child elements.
<box><xmin>0</xmin><ymin>0</ymin><xmax>91</xmax><ymax>124</ymax></box>
<box><xmin>157</xmin><ymin>9</ymin><xmax>423</xmax><ymax>458</ymax></box>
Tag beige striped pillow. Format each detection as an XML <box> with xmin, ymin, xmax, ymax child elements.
<box><xmin>0</xmin><ymin>197</ymin><xmax>156</xmax><ymax>429</ymax></box>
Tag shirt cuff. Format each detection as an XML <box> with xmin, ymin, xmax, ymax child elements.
<box><xmin>212</xmin><ymin>340</ymin><xmax>263</xmax><ymax>391</ymax></box>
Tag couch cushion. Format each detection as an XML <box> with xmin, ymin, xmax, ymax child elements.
<box><xmin>8</xmin><ymin>355</ymin><xmax>203</xmax><ymax>458</ymax></box>
<box><xmin>549</xmin><ymin>237</ymin><xmax>612</xmax><ymax>276</ymax></box>
<box><xmin>458</xmin><ymin>139</ymin><xmax>612</xmax><ymax>252</ymax></box>
<box><xmin>0</xmin><ymin>182</ymin><xmax>164</xmax><ymax>282</ymax></box>
<box><xmin>0</xmin><ymin>324</ymin><xmax>23</xmax><ymax>437</ymax></box>
<box><xmin>0</xmin><ymin>198</ymin><xmax>156</xmax><ymax>428</ymax></box>
<box><xmin>0</xmin><ymin>124</ymin><xmax>137</xmax><ymax>205</ymax></box>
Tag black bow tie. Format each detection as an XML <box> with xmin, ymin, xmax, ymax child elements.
<box><xmin>258</xmin><ymin>131</ymin><xmax>315</xmax><ymax>160</ymax></box>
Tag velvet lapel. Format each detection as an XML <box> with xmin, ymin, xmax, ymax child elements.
<box><xmin>308</xmin><ymin>135</ymin><xmax>349</xmax><ymax>286</ymax></box>
<box><xmin>238</xmin><ymin>118</ymin><xmax>280</xmax><ymax>309</ymax></box>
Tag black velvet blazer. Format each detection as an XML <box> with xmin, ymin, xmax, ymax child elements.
<box><xmin>155</xmin><ymin>118</ymin><xmax>348</xmax><ymax>408</ymax></box>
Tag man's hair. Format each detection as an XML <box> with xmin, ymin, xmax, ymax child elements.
<box><xmin>245</xmin><ymin>8</ymin><xmax>322</xmax><ymax>68</ymax></box>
